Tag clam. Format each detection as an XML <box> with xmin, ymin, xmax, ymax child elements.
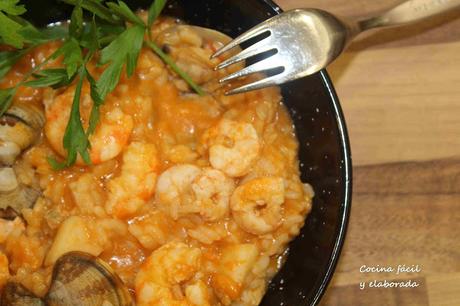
<box><xmin>0</xmin><ymin>253</ymin><xmax>133</xmax><ymax>306</ymax></box>
<box><xmin>0</xmin><ymin>282</ymin><xmax>45</xmax><ymax>306</ymax></box>
<box><xmin>0</xmin><ymin>141</ymin><xmax>21</xmax><ymax>166</ymax></box>
<box><xmin>6</xmin><ymin>102</ymin><xmax>45</xmax><ymax>131</ymax></box>
<box><xmin>0</xmin><ymin>166</ymin><xmax>40</xmax><ymax>220</ymax></box>
<box><xmin>0</xmin><ymin>182</ymin><xmax>40</xmax><ymax>219</ymax></box>
<box><xmin>45</xmin><ymin>252</ymin><xmax>134</xmax><ymax>306</ymax></box>
<box><xmin>0</xmin><ymin>102</ymin><xmax>44</xmax><ymax>164</ymax></box>
<box><xmin>0</xmin><ymin>101</ymin><xmax>44</xmax><ymax>219</ymax></box>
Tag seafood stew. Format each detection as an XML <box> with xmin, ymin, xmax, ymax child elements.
<box><xmin>0</xmin><ymin>2</ymin><xmax>317</xmax><ymax>305</ymax></box>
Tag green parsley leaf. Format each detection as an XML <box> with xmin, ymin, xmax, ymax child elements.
<box><xmin>97</xmin><ymin>24</ymin><xmax>145</xmax><ymax>99</ymax></box>
<box><xmin>0</xmin><ymin>49</ymin><xmax>29</xmax><ymax>79</ymax></box>
<box><xmin>86</xmin><ymin>16</ymin><xmax>100</xmax><ymax>52</ymax></box>
<box><xmin>96</xmin><ymin>58</ymin><xmax>122</xmax><ymax>100</ymax></box>
<box><xmin>0</xmin><ymin>12</ymin><xmax>25</xmax><ymax>48</ymax></box>
<box><xmin>52</xmin><ymin>38</ymin><xmax>83</xmax><ymax>78</ymax></box>
<box><xmin>106</xmin><ymin>1</ymin><xmax>145</xmax><ymax>27</ymax></box>
<box><xmin>47</xmin><ymin>156</ymin><xmax>68</xmax><ymax>171</ymax></box>
<box><xmin>24</xmin><ymin>69</ymin><xmax>73</xmax><ymax>88</ymax></box>
<box><xmin>0</xmin><ymin>88</ymin><xmax>16</xmax><ymax>116</ymax></box>
<box><xmin>61</xmin><ymin>0</ymin><xmax>122</xmax><ymax>25</ymax></box>
<box><xmin>89</xmin><ymin>23</ymin><xmax>125</xmax><ymax>47</ymax></box>
<box><xmin>148</xmin><ymin>0</ymin><xmax>167</xmax><ymax>28</ymax></box>
<box><xmin>0</xmin><ymin>0</ymin><xmax>26</xmax><ymax>16</ymax></box>
<box><xmin>53</xmin><ymin>67</ymin><xmax>91</xmax><ymax>169</ymax></box>
<box><xmin>145</xmin><ymin>41</ymin><xmax>206</xmax><ymax>96</ymax></box>
<box><xmin>86</xmin><ymin>68</ymin><xmax>103</xmax><ymax>135</ymax></box>
<box><xmin>69</xmin><ymin>0</ymin><xmax>84</xmax><ymax>39</ymax></box>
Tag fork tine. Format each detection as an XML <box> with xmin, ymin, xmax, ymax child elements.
<box><xmin>211</xmin><ymin>25</ymin><xmax>270</xmax><ymax>59</ymax></box>
<box><xmin>225</xmin><ymin>74</ymin><xmax>283</xmax><ymax>95</ymax></box>
<box><xmin>215</xmin><ymin>38</ymin><xmax>275</xmax><ymax>70</ymax></box>
<box><xmin>219</xmin><ymin>57</ymin><xmax>281</xmax><ymax>83</ymax></box>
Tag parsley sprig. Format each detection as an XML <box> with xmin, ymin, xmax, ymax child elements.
<box><xmin>0</xmin><ymin>0</ymin><xmax>205</xmax><ymax>169</ymax></box>
<box><xmin>0</xmin><ymin>0</ymin><xmax>27</xmax><ymax>48</ymax></box>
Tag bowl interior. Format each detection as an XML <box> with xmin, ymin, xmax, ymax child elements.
<box><xmin>22</xmin><ymin>0</ymin><xmax>352</xmax><ymax>305</ymax></box>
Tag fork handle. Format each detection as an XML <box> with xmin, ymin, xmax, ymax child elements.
<box><xmin>358</xmin><ymin>0</ymin><xmax>460</xmax><ymax>31</ymax></box>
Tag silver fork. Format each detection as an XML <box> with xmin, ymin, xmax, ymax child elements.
<box><xmin>212</xmin><ymin>0</ymin><xmax>460</xmax><ymax>95</ymax></box>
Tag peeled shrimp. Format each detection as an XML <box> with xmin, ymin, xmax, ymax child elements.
<box><xmin>230</xmin><ymin>177</ymin><xmax>285</xmax><ymax>235</ymax></box>
<box><xmin>155</xmin><ymin>164</ymin><xmax>201</xmax><ymax>220</ymax></box>
<box><xmin>212</xmin><ymin>243</ymin><xmax>259</xmax><ymax>304</ymax></box>
<box><xmin>201</xmin><ymin>119</ymin><xmax>260</xmax><ymax>177</ymax></box>
<box><xmin>191</xmin><ymin>168</ymin><xmax>234</xmax><ymax>221</ymax></box>
<box><xmin>44</xmin><ymin>85</ymin><xmax>133</xmax><ymax>165</ymax></box>
<box><xmin>155</xmin><ymin>165</ymin><xmax>234</xmax><ymax>221</ymax></box>
<box><xmin>135</xmin><ymin>242</ymin><xmax>210</xmax><ymax>306</ymax></box>
<box><xmin>106</xmin><ymin>142</ymin><xmax>159</xmax><ymax>219</ymax></box>
<box><xmin>0</xmin><ymin>252</ymin><xmax>9</xmax><ymax>290</ymax></box>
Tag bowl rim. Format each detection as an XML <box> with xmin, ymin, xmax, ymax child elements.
<box><xmin>259</xmin><ymin>1</ymin><xmax>353</xmax><ymax>305</ymax></box>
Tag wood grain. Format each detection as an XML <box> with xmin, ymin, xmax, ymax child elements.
<box><xmin>272</xmin><ymin>0</ymin><xmax>460</xmax><ymax>305</ymax></box>
<box><xmin>318</xmin><ymin>159</ymin><xmax>460</xmax><ymax>305</ymax></box>
<box><xmin>329</xmin><ymin>42</ymin><xmax>460</xmax><ymax>165</ymax></box>
<box><xmin>277</xmin><ymin>0</ymin><xmax>460</xmax><ymax>166</ymax></box>
<box><xmin>331</xmin><ymin>158</ymin><xmax>460</xmax><ymax>285</ymax></box>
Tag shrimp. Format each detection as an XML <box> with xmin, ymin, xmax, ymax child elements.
<box><xmin>105</xmin><ymin>142</ymin><xmax>159</xmax><ymax>219</ymax></box>
<box><xmin>192</xmin><ymin>168</ymin><xmax>234</xmax><ymax>221</ymax></box>
<box><xmin>230</xmin><ymin>177</ymin><xmax>285</xmax><ymax>235</ymax></box>
<box><xmin>0</xmin><ymin>252</ymin><xmax>9</xmax><ymax>290</ymax></box>
<box><xmin>44</xmin><ymin>85</ymin><xmax>133</xmax><ymax>165</ymax></box>
<box><xmin>155</xmin><ymin>165</ymin><xmax>234</xmax><ymax>221</ymax></box>
<box><xmin>201</xmin><ymin>119</ymin><xmax>260</xmax><ymax>177</ymax></box>
<box><xmin>184</xmin><ymin>280</ymin><xmax>212</xmax><ymax>306</ymax></box>
<box><xmin>212</xmin><ymin>244</ymin><xmax>259</xmax><ymax>304</ymax></box>
<box><xmin>155</xmin><ymin>164</ymin><xmax>201</xmax><ymax>220</ymax></box>
<box><xmin>135</xmin><ymin>242</ymin><xmax>209</xmax><ymax>306</ymax></box>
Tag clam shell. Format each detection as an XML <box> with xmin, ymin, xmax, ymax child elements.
<box><xmin>0</xmin><ymin>101</ymin><xmax>44</xmax><ymax>153</ymax></box>
<box><xmin>0</xmin><ymin>282</ymin><xmax>45</xmax><ymax>306</ymax></box>
<box><xmin>6</xmin><ymin>102</ymin><xmax>45</xmax><ymax>132</ymax></box>
<box><xmin>45</xmin><ymin>252</ymin><xmax>133</xmax><ymax>306</ymax></box>
<box><xmin>0</xmin><ymin>101</ymin><xmax>44</xmax><ymax>219</ymax></box>
<box><xmin>0</xmin><ymin>116</ymin><xmax>36</xmax><ymax>151</ymax></box>
<box><xmin>0</xmin><ymin>141</ymin><xmax>21</xmax><ymax>166</ymax></box>
<box><xmin>0</xmin><ymin>167</ymin><xmax>18</xmax><ymax>192</ymax></box>
<box><xmin>0</xmin><ymin>184</ymin><xmax>40</xmax><ymax>220</ymax></box>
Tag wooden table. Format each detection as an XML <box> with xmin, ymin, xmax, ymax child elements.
<box><xmin>275</xmin><ymin>1</ymin><xmax>460</xmax><ymax>305</ymax></box>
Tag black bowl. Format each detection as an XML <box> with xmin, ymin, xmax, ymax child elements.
<box><xmin>23</xmin><ymin>0</ymin><xmax>352</xmax><ymax>305</ymax></box>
